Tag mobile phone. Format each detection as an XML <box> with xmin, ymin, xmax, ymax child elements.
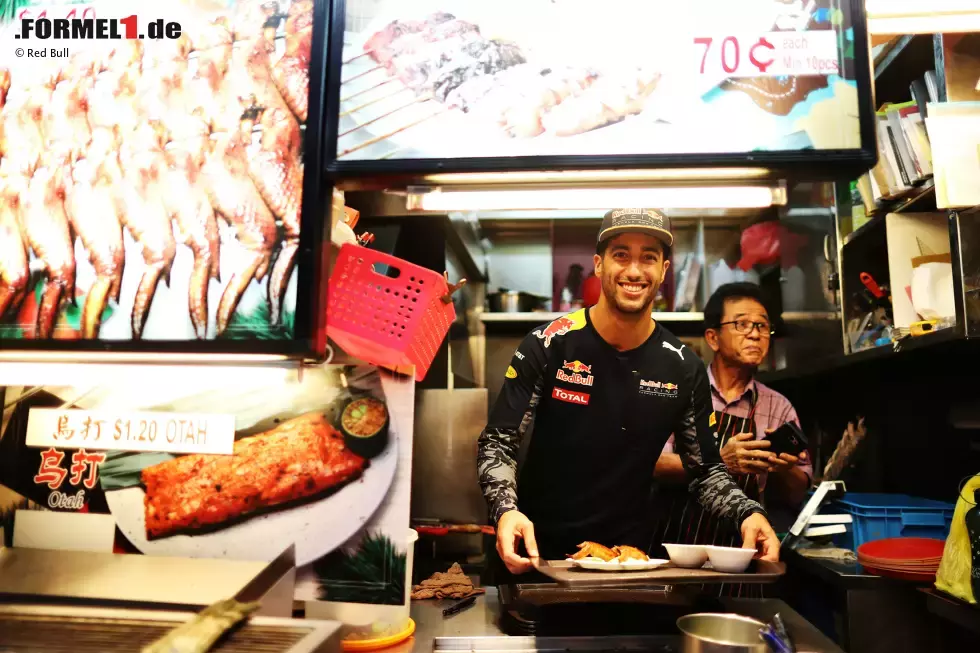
<box><xmin>765</xmin><ymin>421</ymin><xmax>808</xmax><ymax>458</ymax></box>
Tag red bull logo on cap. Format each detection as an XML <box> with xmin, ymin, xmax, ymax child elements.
<box><xmin>556</xmin><ymin>360</ymin><xmax>594</xmax><ymax>386</ymax></box>
<box><xmin>532</xmin><ymin>309</ymin><xmax>587</xmax><ymax>348</ymax></box>
<box><xmin>639</xmin><ymin>379</ymin><xmax>679</xmax><ymax>398</ymax></box>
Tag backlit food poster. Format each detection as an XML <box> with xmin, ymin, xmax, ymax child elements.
<box><xmin>333</xmin><ymin>0</ymin><xmax>868</xmax><ymax>160</ymax></box>
<box><xmin>0</xmin><ymin>364</ymin><xmax>416</xmax><ymax>607</ymax></box>
<box><xmin>0</xmin><ymin>0</ymin><xmax>320</xmax><ymax>347</ymax></box>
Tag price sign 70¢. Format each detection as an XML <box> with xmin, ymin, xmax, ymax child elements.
<box><xmin>694</xmin><ymin>31</ymin><xmax>840</xmax><ymax>78</ymax></box>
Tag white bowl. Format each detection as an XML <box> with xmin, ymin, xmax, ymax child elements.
<box><xmin>662</xmin><ymin>543</ymin><xmax>708</xmax><ymax>569</ymax></box>
<box><xmin>706</xmin><ymin>545</ymin><xmax>756</xmax><ymax>573</ymax></box>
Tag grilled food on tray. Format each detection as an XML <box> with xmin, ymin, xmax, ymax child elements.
<box><xmin>570</xmin><ymin>541</ymin><xmax>651</xmax><ymax>563</ymax></box>
<box><xmin>141</xmin><ymin>412</ymin><xmax>367</xmax><ymax>539</ymax></box>
<box><xmin>570</xmin><ymin>541</ymin><xmax>618</xmax><ymax>561</ymax></box>
<box><xmin>0</xmin><ymin>0</ymin><xmax>312</xmax><ymax>340</ymax></box>
<box><xmin>613</xmin><ymin>545</ymin><xmax>649</xmax><ymax>563</ymax></box>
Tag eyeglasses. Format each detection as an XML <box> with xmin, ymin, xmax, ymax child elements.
<box><xmin>719</xmin><ymin>320</ymin><xmax>774</xmax><ymax>337</ymax></box>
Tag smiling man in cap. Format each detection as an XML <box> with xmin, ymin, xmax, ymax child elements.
<box><xmin>477</xmin><ymin>209</ymin><xmax>780</xmax><ymax>578</ymax></box>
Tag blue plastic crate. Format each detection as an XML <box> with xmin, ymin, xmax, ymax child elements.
<box><xmin>823</xmin><ymin>493</ymin><xmax>955</xmax><ymax>551</ymax></box>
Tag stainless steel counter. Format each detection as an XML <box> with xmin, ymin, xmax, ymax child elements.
<box><xmin>395</xmin><ymin>589</ymin><xmax>843</xmax><ymax>652</ymax></box>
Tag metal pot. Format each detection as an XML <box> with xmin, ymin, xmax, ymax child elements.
<box><xmin>487</xmin><ymin>290</ymin><xmax>547</xmax><ymax>313</ymax></box>
<box><xmin>677</xmin><ymin>614</ymin><xmax>768</xmax><ymax>652</ymax></box>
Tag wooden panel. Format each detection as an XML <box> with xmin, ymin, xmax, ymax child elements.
<box><xmin>942</xmin><ymin>34</ymin><xmax>980</xmax><ymax>103</ymax></box>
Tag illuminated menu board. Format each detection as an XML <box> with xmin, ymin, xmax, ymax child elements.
<box><xmin>327</xmin><ymin>0</ymin><xmax>874</xmax><ymax>174</ymax></box>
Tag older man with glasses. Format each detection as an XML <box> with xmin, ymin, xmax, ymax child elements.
<box><xmin>652</xmin><ymin>283</ymin><xmax>811</xmax><ymax>585</ymax></box>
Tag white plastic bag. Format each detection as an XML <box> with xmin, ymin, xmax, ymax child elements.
<box><xmin>911</xmin><ymin>261</ymin><xmax>955</xmax><ymax>320</ymax></box>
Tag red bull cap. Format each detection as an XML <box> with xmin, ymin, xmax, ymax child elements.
<box><xmin>598</xmin><ymin>209</ymin><xmax>674</xmax><ymax>249</ymax></box>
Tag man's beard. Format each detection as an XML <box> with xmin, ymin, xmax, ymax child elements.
<box><xmin>600</xmin><ymin>275</ymin><xmax>660</xmax><ymax>316</ymax></box>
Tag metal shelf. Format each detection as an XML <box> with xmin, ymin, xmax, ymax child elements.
<box><xmin>480</xmin><ymin>311</ymin><xmax>839</xmax><ymax>324</ymax></box>
<box><xmin>873</xmin><ymin>35</ymin><xmax>918</xmax><ymax>79</ymax></box>
<box><xmin>480</xmin><ymin>311</ymin><xmax>703</xmax><ymax>324</ymax></box>
<box><xmin>760</xmin><ymin>323</ymin><xmax>967</xmax><ymax>385</ymax></box>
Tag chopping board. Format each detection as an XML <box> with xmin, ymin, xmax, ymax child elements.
<box><xmin>534</xmin><ymin>559</ymin><xmax>786</xmax><ymax>587</ymax></box>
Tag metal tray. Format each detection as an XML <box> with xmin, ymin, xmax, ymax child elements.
<box><xmin>534</xmin><ymin>559</ymin><xmax>786</xmax><ymax>587</ymax></box>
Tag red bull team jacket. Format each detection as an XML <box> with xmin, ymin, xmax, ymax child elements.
<box><xmin>477</xmin><ymin>308</ymin><xmax>767</xmax><ymax>559</ymax></box>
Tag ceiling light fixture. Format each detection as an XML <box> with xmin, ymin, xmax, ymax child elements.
<box><xmin>0</xmin><ymin>359</ymin><xmax>298</xmax><ymax>390</ymax></box>
<box><xmin>865</xmin><ymin>0</ymin><xmax>980</xmax><ymax>34</ymax></box>
<box><xmin>408</xmin><ymin>185</ymin><xmax>784</xmax><ymax>212</ymax></box>
<box><xmin>420</xmin><ymin>167</ymin><xmax>773</xmax><ymax>186</ymax></box>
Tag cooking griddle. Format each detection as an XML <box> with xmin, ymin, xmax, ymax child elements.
<box><xmin>534</xmin><ymin>559</ymin><xmax>785</xmax><ymax>587</ymax></box>
<box><xmin>0</xmin><ymin>605</ymin><xmax>341</xmax><ymax>653</ymax></box>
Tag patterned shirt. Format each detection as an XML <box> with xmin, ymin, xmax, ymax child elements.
<box><xmin>662</xmin><ymin>365</ymin><xmax>812</xmax><ymax>491</ymax></box>
<box><xmin>476</xmin><ymin>309</ymin><xmax>766</xmax><ymax>559</ymax></box>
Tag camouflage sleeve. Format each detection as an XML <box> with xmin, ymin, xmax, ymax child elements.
<box><xmin>674</xmin><ymin>362</ymin><xmax>767</xmax><ymax>527</ymax></box>
<box><xmin>477</xmin><ymin>331</ymin><xmax>547</xmax><ymax>524</ymax></box>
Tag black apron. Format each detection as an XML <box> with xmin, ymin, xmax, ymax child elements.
<box><xmin>648</xmin><ymin>402</ymin><xmax>764</xmax><ymax>598</ymax></box>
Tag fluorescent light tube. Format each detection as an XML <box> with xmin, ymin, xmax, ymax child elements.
<box><xmin>865</xmin><ymin>0</ymin><xmax>980</xmax><ymax>33</ymax></box>
<box><xmin>0</xmin><ymin>358</ymin><xmax>297</xmax><ymax>389</ymax></box>
<box><xmin>411</xmin><ymin>186</ymin><xmax>780</xmax><ymax>212</ymax></box>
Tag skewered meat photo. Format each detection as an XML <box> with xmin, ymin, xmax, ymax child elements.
<box><xmin>337</xmin><ymin>0</ymin><xmax>862</xmax><ymax>160</ymax></box>
<box><xmin>0</xmin><ymin>0</ymin><xmax>313</xmax><ymax>342</ymax></box>
<box><xmin>337</xmin><ymin>7</ymin><xmax>667</xmax><ymax>158</ymax></box>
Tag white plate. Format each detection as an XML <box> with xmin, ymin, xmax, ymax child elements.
<box><xmin>568</xmin><ymin>557</ymin><xmax>671</xmax><ymax>572</ymax></box>
<box><xmin>105</xmin><ymin>436</ymin><xmax>397</xmax><ymax>566</ymax></box>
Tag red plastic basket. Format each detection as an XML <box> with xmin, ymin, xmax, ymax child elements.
<box><xmin>327</xmin><ymin>244</ymin><xmax>455</xmax><ymax>381</ymax></box>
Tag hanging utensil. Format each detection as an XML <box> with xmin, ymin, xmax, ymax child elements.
<box><xmin>860</xmin><ymin>272</ymin><xmax>885</xmax><ymax>299</ymax></box>
<box><xmin>440</xmin><ymin>272</ymin><xmax>467</xmax><ymax>305</ymax></box>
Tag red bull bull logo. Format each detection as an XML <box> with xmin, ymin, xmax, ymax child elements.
<box><xmin>532</xmin><ymin>310</ymin><xmax>587</xmax><ymax>348</ymax></box>
<box><xmin>556</xmin><ymin>359</ymin><xmax>594</xmax><ymax>386</ymax></box>
<box><xmin>639</xmin><ymin>379</ymin><xmax>679</xmax><ymax>398</ymax></box>
<box><xmin>563</xmin><ymin>360</ymin><xmax>592</xmax><ymax>374</ymax></box>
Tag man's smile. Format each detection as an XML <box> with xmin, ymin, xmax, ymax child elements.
<box><xmin>618</xmin><ymin>280</ymin><xmax>650</xmax><ymax>296</ymax></box>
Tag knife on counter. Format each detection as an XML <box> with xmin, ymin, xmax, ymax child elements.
<box><xmin>442</xmin><ymin>595</ymin><xmax>477</xmax><ymax>617</ymax></box>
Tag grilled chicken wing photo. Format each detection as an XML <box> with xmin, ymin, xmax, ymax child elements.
<box><xmin>0</xmin><ymin>0</ymin><xmax>313</xmax><ymax>342</ymax></box>
<box><xmin>19</xmin><ymin>153</ymin><xmax>76</xmax><ymax>339</ymax></box>
<box><xmin>245</xmin><ymin>107</ymin><xmax>303</xmax><ymax>326</ymax></box>
<box><xmin>64</xmin><ymin>152</ymin><xmax>126</xmax><ymax>339</ymax></box>
<box><xmin>164</xmin><ymin>135</ymin><xmax>221</xmax><ymax>339</ymax></box>
<box><xmin>0</xmin><ymin>177</ymin><xmax>29</xmax><ymax>320</ymax></box>
<box><xmin>272</xmin><ymin>1</ymin><xmax>313</xmax><ymax>121</ymax></box>
<box><xmin>204</xmin><ymin>132</ymin><xmax>277</xmax><ymax>336</ymax></box>
<box><xmin>117</xmin><ymin>126</ymin><xmax>177</xmax><ymax>339</ymax></box>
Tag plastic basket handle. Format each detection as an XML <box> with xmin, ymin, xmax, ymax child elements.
<box><xmin>369</xmin><ymin>261</ymin><xmax>402</xmax><ymax>279</ymax></box>
<box><xmin>900</xmin><ymin>513</ymin><xmax>947</xmax><ymax>527</ymax></box>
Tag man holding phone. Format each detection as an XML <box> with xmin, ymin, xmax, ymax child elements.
<box><xmin>654</xmin><ymin>283</ymin><xmax>812</xmax><ymax>549</ymax></box>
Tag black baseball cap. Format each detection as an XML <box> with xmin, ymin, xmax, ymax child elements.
<box><xmin>597</xmin><ymin>209</ymin><xmax>673</xmax><ymax>248</ymax></box>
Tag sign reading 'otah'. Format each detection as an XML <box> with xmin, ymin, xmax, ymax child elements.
<box><xmin>26</xmin><ymin>409</ymin><xmax>235</xmax><ymax>455</ymax></box>
<box><xmin>33</xmin><ymin>447</ymin><xmax>106</xmax><ymax>510</ymax></box>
